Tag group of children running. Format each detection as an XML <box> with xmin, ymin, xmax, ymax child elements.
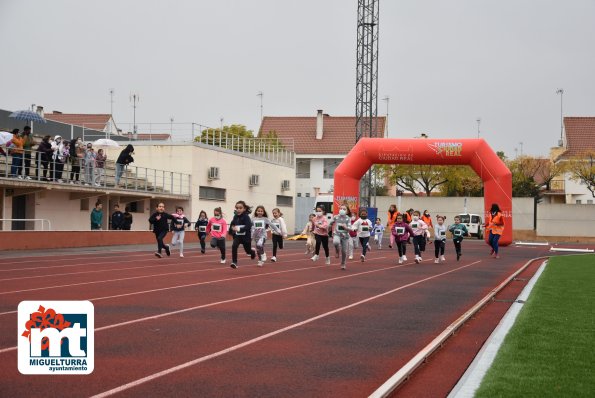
<box><xmin>148</xmin><ymin>201</ymin><xmax>288</xmax><ymax>269</ymax></box>
<box><xmin>148</xmin><ymin>200</ymin><xmax>505</xmax><ymax>270</ymax></box>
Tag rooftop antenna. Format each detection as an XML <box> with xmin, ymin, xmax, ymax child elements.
<box><xmin>109</xmin><ymin>88</ymin><xmax>115</xmax><ymax>138</ymax></box>
<box><xmin>257</xmin><ymin>91</ymin><xmax>264</xmax><ymax>122</ymax></box>
<box><xmin>130</xmin><ymin>92</ymin><xmax>139</xmax><ymax>139</ymax></box>
<box><xmin>556</xmin><ymin>88</ymin><xmax>564</xmax><ymax>146</ymax></box>
<box><xmin>476</xmin><ymin>117</ymin><xmax>481</xmax><ymax>138</ymax></box>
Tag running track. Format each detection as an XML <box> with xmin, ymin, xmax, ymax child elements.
<box><xmin>0</xmin><ymin>239</ymin><xmax>555</xmax><ymax>397</ymax></box>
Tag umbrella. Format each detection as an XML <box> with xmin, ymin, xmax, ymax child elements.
<box><xmin>93</xmin><ymin>138</ymin><xmax>120</xmax><ymax>148</ymax></box>
<box><xmin>0</xmin><ymin>131</ymin><xmax>14</xmax><ymax>146</ymax></box>
<box><xmin>9</xmin><ymin>110</ymin><xmax>47</xmax><ymax>124</ymax></box>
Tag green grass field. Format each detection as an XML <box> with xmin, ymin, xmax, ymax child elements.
<box><xmin>475</xmin><ymin>254</ymin><xmax>595</xmax><ymax>398</ymax></box>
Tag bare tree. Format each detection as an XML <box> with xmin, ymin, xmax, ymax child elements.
<box><xmin>567</xmin><ymin>152</ymin><xmax>595</xmax><ymax>198</ymax></box>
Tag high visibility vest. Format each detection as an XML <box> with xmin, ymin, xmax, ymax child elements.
<box><xmin>487</xmin><ymin>212</ymin><xmax>505</xmax><ymax>235</ymax></box>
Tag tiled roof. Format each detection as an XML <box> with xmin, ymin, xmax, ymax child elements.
<box><xmin>557</xmin><ymin>117</ymin><xmax>595</xmax><ymax>160</ymax></box>
<box><xmin>44</xmin><ymin>113</ymin><xmax>112</xmax><ymax>131</ymax></box>
<box><xmin>258</xmin><ymin>115</ymin><xmax>386</xmax><ymax>155</ymax></box>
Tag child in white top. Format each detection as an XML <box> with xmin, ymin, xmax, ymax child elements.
<box><xmin>252</xmin><ymin>205</ymin><xmax>281</xmax><ymax>267</ymax></box>
<box><xmin>409</xmin><ymin>210</ymin><xmax>428</xmax><ymax>264</ymax></box>
<box><xmin>302</xmin><ymin>214</ymin><xmax>315</xmax><ymax>255</ymax></box>
<box><xmin>270</xmin><ymin>208</ymin><xmax>288</xmax><ymax>262</ymax></box>
<box><xmin>329</xmin><ymin>204</ymin><xmax>352</xmax><ymax>270</ymax></box>
<box><xmin>433</xmin><ymin>215</ymin><xmax>447</xmax><ymax>263</ymax></box>
<box><xmin>373</xmin><ymin>218</ymin><xmax>385</xmax><ymax>249</ymax></box>
<box><xmin>351</xmin><ymin>208</ymin><xmax>373</xmax><ymax>262</ymax></box>
<box><xmin>170</xmin><ymin>206</ymin><xmax>191</xmax><ymax>257</ymax></box>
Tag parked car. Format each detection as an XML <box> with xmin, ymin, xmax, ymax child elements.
<box><xmin>457</xmin><ymin>213</ymin><xmax>484</xmax><ymax>239</ymax></box>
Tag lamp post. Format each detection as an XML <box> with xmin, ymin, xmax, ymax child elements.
<box><xmin>476</xmin><ymin>117</ymin><xmax>481</xmax><ymax>138</ymax></box>
<box><xmin>556</xmin><ymin>88</ymin><xmax>564</xmax><ymax>146</ymax></box>
<box><xmin>130</xmin><ymin>92</ymin><xmax>139</xmax><ymax>139</ymax></box>
<box><xmin>382</xmin><ymin>96</ymin><xmax>389</xmax><ymax>138</ymax></box>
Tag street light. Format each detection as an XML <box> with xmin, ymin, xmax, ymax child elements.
<box><xmin>556</xmin><ymin>88</ymin><xmax>564</xmax><ymax>146</ymax></box>
<box><xmin>476</xmin><ymin>117</ymin><xmax>481</xmax><ymax>138</ymax></box>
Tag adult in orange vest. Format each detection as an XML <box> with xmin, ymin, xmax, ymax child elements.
<box><xmin>421</xmin><ymin>210</ymin><xmax>433</xmax><ymax>242</ymax></box>
<box><xmin>486</xmin><ymin>203</ymin><xmax>505</xmax><ymax>259</ymax></box>
<box><xmin>386</xmin><ymin>204</ymin><xmax>399</xmax><ymax>248</ymax></box>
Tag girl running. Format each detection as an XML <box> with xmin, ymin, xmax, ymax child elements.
<box><xmin>194</xmin><ymin>210</ymin><xmax>209</xmax><ymax>254</ymax></box>
<box><xmin>373</xmin><ymin>218</ymin><xmax>385</xmax><ymax>249</ymax></box>
<box><xmin>449</xmin><ymin>215</ymin><xmax>469</xmax><ymax>261</ymax></box>
<box><xmin>311</xmin><ymin>205</ymin><xmax>330</xmax><ymax>265</ymax></box>
<box><xmin>302</xmin><ymin>214</ymin><xmax>315</xmax><ymax>255</ymax></box>
<box><xmin>251</xmin><ymin>205</ymin><xmax>281</xmax><ymax>267</ymax></box>
<box><xmin>351</xmin><ymin>208</ymin><xmax>373</xmax><ymax>262</ymax></box>
<box><xmin>433</xmin><ymin>215</ymin><xmax>447</xmax><ymax>263</ymax></box>
<box><xmin>229</xmin><ymin>201</ymin><xmax>256</xmax><ymax>269</ymax></box>
<box><xmin>207</xmin><ymin>207</ymin><xmax>228</xmax><ymax>264</ymax></box>
<box><xmin>391</xmin><ymin>214</ymin><xmax>414</xmax><ymax>264</ymax></box>
<box><xmin>170</xmin><ymin>206</ymin><xmax>191</xmax><ymax>257</ymax></box>
<box><xmin>270</xmin><ymin>208</ymin><xmax>288</xmax><ymax>262</ymax></box>
<box><xmin>410</xmin><ymin>210</ymin><xmax>429</xmax><ymax>263</ymax></box>
<box><xmin>329</xmin><ymin>204</ymin><xmax>352</xmax><ymax>270</ymax></box>
<box><xmin>148</xmin><ymin>202</ymin><xmax>174</xmax><ymax>258</ymax></box>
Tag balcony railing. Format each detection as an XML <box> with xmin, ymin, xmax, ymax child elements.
<box><xmin>549</xmin><ymin>179</ymin><xmax>565</xmax><ymax>192</ymax></box>
<box><xmin>0</xmin><ymin>148</ymin><xmax>190</xmax><ymax>196</ymax></box>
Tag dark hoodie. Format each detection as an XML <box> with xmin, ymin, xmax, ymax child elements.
<box><xmin>117</xmin><ymin>144</ymin><xmax>134</xmax><ymax>165</ymax></box>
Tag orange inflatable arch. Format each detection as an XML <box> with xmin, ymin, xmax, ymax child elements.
<box><xmin>333</xmin><ymin>138</ymin><xmax>513</xmax><ymax>246</ymax></box>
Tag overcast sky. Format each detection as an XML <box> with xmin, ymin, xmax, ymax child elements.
<box><xmin>1</xmin><ymin>0</ymin><xmax>594</xmax><ymax>158</ymax></box>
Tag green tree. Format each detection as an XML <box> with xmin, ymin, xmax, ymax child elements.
<box><xmin>439</xmin><ymin>166</ymin><xmax>483</xmax><ymax>197</ymax></box>
<box><xmin>566</xmin><ymin>152</ymin><xmax>595</xmax><ymax>197</ymax></box>
<box><xmin>195</xmin><ymin>124</ymin><xmax>254</xmax><ymax>151</ymax></box>
<box><xmin>380</xmin><ymin>164</ymin><xmax>448</xmax><ymax>196</ymax></box>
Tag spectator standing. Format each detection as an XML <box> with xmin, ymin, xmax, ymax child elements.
<box><xmin>22</xmin><ymin>126</ymin><xmax>34</xmax><ymax>178</ymax></box>
<box><xmin>94</xmin><ymin>148</ymin><xmax>106</xmax><ymax>186</ymax></box>
<box><xmin>90</xmin><ymin>202</ymin><xmax>103</xmax><ymax>230</ymax></box>
<box><xmin>83</xmin><ymin>143</ymin><xmax>96</xmax><ymax>186</ymax></box>
<box><xmin>111</xmin><ymin>204</ymin><xmax>124</xmax><ymax>230</ymax></box>
<box><xmin>69</xmin><ymin>138</ymin><xmax>84</xmax><ymax>184</ymax></box>
<box><xmin>36</xmin><ymin>135</ymin><xmax>53</xmax><ymax>180</ymax></box>
<box><xmin>9</xmin><ymin>129</ymin><xmax>24</xmax><ymax>178</ymax></box>
<box><xmin>122</xmin><ymin>206</ymin><xmax>133</xmax><ymax>230</ymax></box>
<box><xmin>50</xmin><ymin>136</ymin><xmax>67</xmax><ymax>182</ymax></box>
<box><xmin>115</xmin><ymin>144</ymin><xmax>134</xmax><ymax>186</ymax></box>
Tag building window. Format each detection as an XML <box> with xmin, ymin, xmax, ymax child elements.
<box><xmin>80</xmin><ymin>198</ymin><xmax>89</xmax><ymax>211</ymax></box>
<box><xmin>276</xmin><ymin>195</ymin><xmax>293</xmax><ymax>207</ymax></box>
<box><xmin>323</xmin><ymin>158</ymin><xmax>341</xmax><ymax>179</ymax></box>
<box><xmin>587</xmin><ymin>200</ymin><xmax>593</xmax><ymax>204</ymax></box>
<box><xmin>305</xmin><ymin>193</ymin><xmax>310</xmax><ymax>197</ymax></box>
<box><xmin>129</xmin><ymin>201</ymin><xmax>143</xmax><ymax>213</ymax></box>
<box><xmin>297</xmin><ymin>193</ymin><xmax>302</xmax><ymax>197</ymax></box>
<box><xmin>199</xmin><ymin>186</ymin><xmax>226</xmax><ymax>201</ymax></box>
<box><xmin>296</xmin><ymin>159</ymin><xmax>311</xmax><ymax>178</ymax></box>
<box><xmin>576</xmin><ymin>200</ymin><xmax>582</xmax><ymax>204</ymax></box>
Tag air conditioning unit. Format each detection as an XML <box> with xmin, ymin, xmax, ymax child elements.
<box><xmin>208</xmin><ymin>167</ymin><xmax>220</xmax><ymax>180</ymax></box>
<box><xmin>249</xmin><ymin>174</ymin><xmax>260</xmax><ymax>186</ymax></box>
<box><xmin>281</xmin><ymin>180</ymin><xmax>290</xmax><ymax>191</ymax></box>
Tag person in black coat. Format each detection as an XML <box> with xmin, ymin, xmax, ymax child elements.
<box><xmin>115</xmin><ymin>144</ymin><xmax>134</xmax><ymax>185</ymax></box>
<box><xmin>36</xmin><ymin>135</ymin><xmax>53</xmax><ymax>180</ymax></box>
<box><xmin>122</xmin><ymin>206</ymin><xmax>133</xmax><ymax>230</ymax></box>
<box><xmin>111</xmin><ymin>204</ymin><xmax>124</xmax><ymax>230</ymax></box>
<box><xmin>194</xmin><ymin>210</ymin><xmax>209</xmax><ymax>254</ymax></box>
<box><xmin>148</xmin><ymin>202</ymin><xmax>174</xmax><ymax>258</ymax></box>
<box><xmin>228</xmin><ymin>200</ymin><xmax>256</xmax><ymax>269</ymax></box>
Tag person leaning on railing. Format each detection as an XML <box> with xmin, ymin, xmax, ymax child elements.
<box><xmin>36</xmin><ymin>135</ymin><xmax>53</xmax><ymax>181</ymax></box>
<box><xmin>9</xmin><ymin>129</ymin><xmax>25</xmax><ymax>178</ymax></box>
<box><xmin>22</xmin><ymin>126</ymin><xmax>34</xmax><ymax>178</ymax></box>
<box><xmin>115</xmin><ymin>144</ymin><xmax>134</xmax><ymax>186</ymax></box>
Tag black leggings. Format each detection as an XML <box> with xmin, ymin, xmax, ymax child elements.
<box><xmin>232</xmin><ymin>235</ymin><xmax>253</xmax><ymax>264</ymax></box>
<box><xmin>210</xmin><ymin>237</ymin><xmax>226</xmax><ymax>260</ymax></box>
<box><xmin>198</xmin><ymin>233</ymin><xmax>207</xmax><ymax>251</ymax></box>
<box><xmin>359</xmin><ymin>237</ymin><xmax>370</xmax><ymax>256</ymax></box>
<box><xmin>453</xmin><ymin>239</ymin><xmax>462</xmax><ymax>254</ymax></box>
<box><xmin>314</xmin><ymin>234</ymin><xmax>329</xmax><ymax>257</ymax></box>
<box><xmin>413</xmin><ymin>235</ymin><xmax>425</xmax><ymax>256</ymax></box>
<box><xmin>396</xmin><ymin>241</ymin><xmax>407</xmax><ymax>257</ymax></box>
<box><xmin>434</xmin><ymin>240</ymin><xmax>445</xmax><ymax>257</ymax></box>
<box><xmin>272</xmin><ymin>234</ymin><xmax>284</xmax><ymax>257</ymax></box>
<box><xmin>154</xmin><ymin>230</ymin><xmax>168</xmax><ymax>253</ymax></box>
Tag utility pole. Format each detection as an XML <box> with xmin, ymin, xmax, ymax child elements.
<box><xmin>519</xmin><ymin>141</ymin><xmax>524</xmax><ymax>157</ymax></box>
<box><xmin>257</xmin><ymin>91</ymin><xmax>264</xmax><ymax>122</ymax></box>
<box><xmin>382</xmin><ymin>96</ymin><xmax>389</xmax><ymax>138</ymax></box>
<box><xmin>130</xmin><ymin>92</ymin><xmax>139</xmax><ymax>139</ymax></box>
<box><xmin>109</xmin><ymin>88</ymin><xmax>115</xmax><ymax>138</ymax></box>
<box><xmin>556</xmin><ymin>88</ymin><xmax>564</xmax><ymax>146</ymax></box>
<box><xmin>476</xmin><ymin>117</ymin><xmax>481</xmax><ymax>138</ymax></box>
<box><xmin>170</xmin><ymin>116</ymin><xmax>174</xmax><ymax>141</ymax></box>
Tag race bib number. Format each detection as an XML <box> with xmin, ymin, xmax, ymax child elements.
<box><xmin>198</xmin><ymin>226</ymin><xmax>207</xmax><ymax>232</ymax></box>
<box><xmin>375</xmin><ymin>228</ymin><xmax>382</xmax><ymax>233</ymax></box>
<box><xmin>272</xmin><ymin>222</ymin><xmax>280</xmax><ymax>229</ymax></box>
<box><xmin>212</xmin><ymin>224</ymin><xmax>221</xmax><ymax>232</ymax></box>
<box><xmin>236</xmin><ymin>225</ymin><xmax>246</xmax><ymax>235</ymax></box>
<box><xmin>396</xmin><ymin>227</ymin><xmax>405</xmax><ymax>235</ymax></box>
<box><xmin>411</xmin><ymin>223</ymin><xmax>418</xmax><ymax>229</ymax></box>
<box><xmin>440</xmin><ymin>230</ymin><xmax>446</xmax><ymax>236</ymax></box>
<box><xmin>337</xmin><ymin>224</ymin><xmax>347</xmax><ymax>232</ymax></box>
<box><xmin>254</xmin><ymin>221</ymin><xmax>264</xmax><ymax>229</ymax></box>
<box><xmin>454</xmin><ymin>229</ymin><xmax>463</xmax><ymax>237</ymax></box>
<box><xmin>362</xmin><ymin>226</ymin><xmax>369</xmax><ymax>232</ymax></box>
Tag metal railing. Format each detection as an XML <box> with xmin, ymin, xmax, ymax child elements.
<box><xmin>0</xmin><ymin>218</ymin><xmax>51</xmax><ymax>231</ymax></box>
<box><xmin>549</xmin><ymin>179</ymin><xmax>565</xmax><ymax>192</ymax></box>
<box><xmin>0</xmin><ymin>147</ymin><xmax>191</xmax><ymax>196</ymax></box>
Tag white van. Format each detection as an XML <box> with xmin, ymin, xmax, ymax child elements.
<box><xmin>457</xmin><ymin>213</ymin><xmax>484</xmax><ymax>239</ymax></box>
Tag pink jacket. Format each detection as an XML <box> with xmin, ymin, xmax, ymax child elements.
<box><xmin>207</xmin><ymin>217</ymin><xmax>228</xmax><ymax>239</ymax></box>
<box><xmin>312</xmin><ymin>215</ymin><xmax>329</xmax><ymax>236</ymax></box>
<box><xmin>409</xmin><ymin>219</ymin><xmax>428</xmax><ymax>236</ymax></box>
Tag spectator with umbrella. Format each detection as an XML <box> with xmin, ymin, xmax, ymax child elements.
<box><xmin>9</xmin><ymin>129</ymin><xmax>25</xmax><ymax>178</ymax></box>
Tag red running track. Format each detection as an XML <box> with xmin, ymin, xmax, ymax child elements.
<box><xmin>0</xmin><ymin>239</ymin><xmax>555</xmax><ymax>397</ymax></box>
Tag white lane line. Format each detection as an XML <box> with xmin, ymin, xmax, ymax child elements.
<box><xmin>91</xmin><ymin>260</ymin><xmax>481</xmax><ymax>398</ymax></box>
<box><xmin>0</xmin><ymin>251</ymin><xmax>155</xmax><ymax>269</ymax></box>
<box><xmin>0</xmin><ymin>256</ymin><xmax>400</xmax><ymax>353</ymax></box>
<box><xmin>0</xmin><ymin>249</ymin><xmax>307</xmax><ymax>282</ymax></box>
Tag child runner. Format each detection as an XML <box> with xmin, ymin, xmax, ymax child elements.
<box><xmin>270</xmin><ymin>208</ymin><xmax>288</xmax><ymax>262</ymax></box>
<box><xmin>148</xmin><ymin>202</ymin><xmax>174</xmax><ymax>258</ymax></box>
<box><xmin>207</xmin><ymin>207</ymin><xmax>228</xmax><ymax>264</ymax></box>
<box><xmin>348</xmin><ymin>213</ymin><xmax>359</xmax><ymax>260</ymax></box>
<box><xmin>486</xmin><ymin>203</ymin><xmax>505</xmax><ymax>259</ymax></box>
<box><xmin>194</xmin><ymin>210</ymin><xmax>209</xmax><ymax>254</ymax></box>
<box><xmin>392</xmin><ymin>214</ymin><xmax>414</xmax><ymax>264</ymax></box>
<box><xmin>351</xmin><ymin>208</ymin><xmax>373</xmax><ymax>262</ymax></box>
<box><xmin>433</xmin><ymin>215</ymin><xmax>447</xmax><ymax>263</ymax></box>
<box><xmin>421</xmin><ymin>209</ymin><xmax>434</xmax><ymax>243</ymax></box>
<box><xmin>229</xmin><ymin>200</ymin><xmax>256</xmax><ymax>269</ymax></box>
<box><xmin>373</xmin><ymin>218</ymin><xmax>385</xmax><ymax>249</ymax></box>
<box><xmin>170</xmin><ymin>206</ymin><xmax>191</xmax><ymax>257</ymax></box>
<box><xmin>251</xmin><ymin>205</ymin><xmax>281</xmax><ymax>267</ymax></box>
<box><xmin>311</xmin><ymin>205</ymin><xmax>331</xmax><ymax>265</ymax></box>
<box><xmin>302</xmin><ymin>214</ymin><xmax>316</xmax><ymax>255</ymax></box>
<box><xmin>329</xmin><ymin>204</ymin><xmax>352</xmax><ymax>270</ymax></box>
<box><xmin>410</xmin><ymin>210</ymin><xmax>429</xmax><ymax>264</ymax></box>
<box><xmin>386</xmin><ymin>204</ymin><xmax>398</xmax><ymax>249</ymax></box>
<box><xmin>449</xmin><ymin>215</ymin><xmax>469</xmax><ymax>261</ymax></box>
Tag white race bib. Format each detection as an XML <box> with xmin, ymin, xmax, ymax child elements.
<box><xmin>254</xmin><ymin>221</ymin><xmax>264</xmax><ymax>229</ymax></box>
<box><xmin>338</xmin><ymin>224</ymin><xmax>347</xmax><ymax>232</ymax></box>
<box><xmin>198</xmin><ymin>226</ymin><xmax>207</xmax><ymax>232</ymax></box>
<box><xmin>454</xmin><ymin>229</ymin><xmax>463</xmax><ymax>237</ymax></box>
<box><xmin>411</xmin><ymin>223</ymin><xmax>418</xmax><ymax>229</ymax></box>
<box><xmin>212</xmin><ymin>224</ymin><xmax>221</xmax><ymax>232</ymax></box>
<box><xmin>440</xmin><ymin>230</ymin><xmax>446</xmax><ymax>236</ymax></box>
<box><xmin>362</xmin><ymin>226</ymin><xmax>369</xmax><ymax>232</ymax></box>
<box><xmin>236</xmin><ymin>225</ymin><xmax>246</xmax><ymax>235</ymax></box>
<box><xmin>396</xmin><ymin>227</ymin><xmax>405</xmax><ymax>235</ymax></box>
